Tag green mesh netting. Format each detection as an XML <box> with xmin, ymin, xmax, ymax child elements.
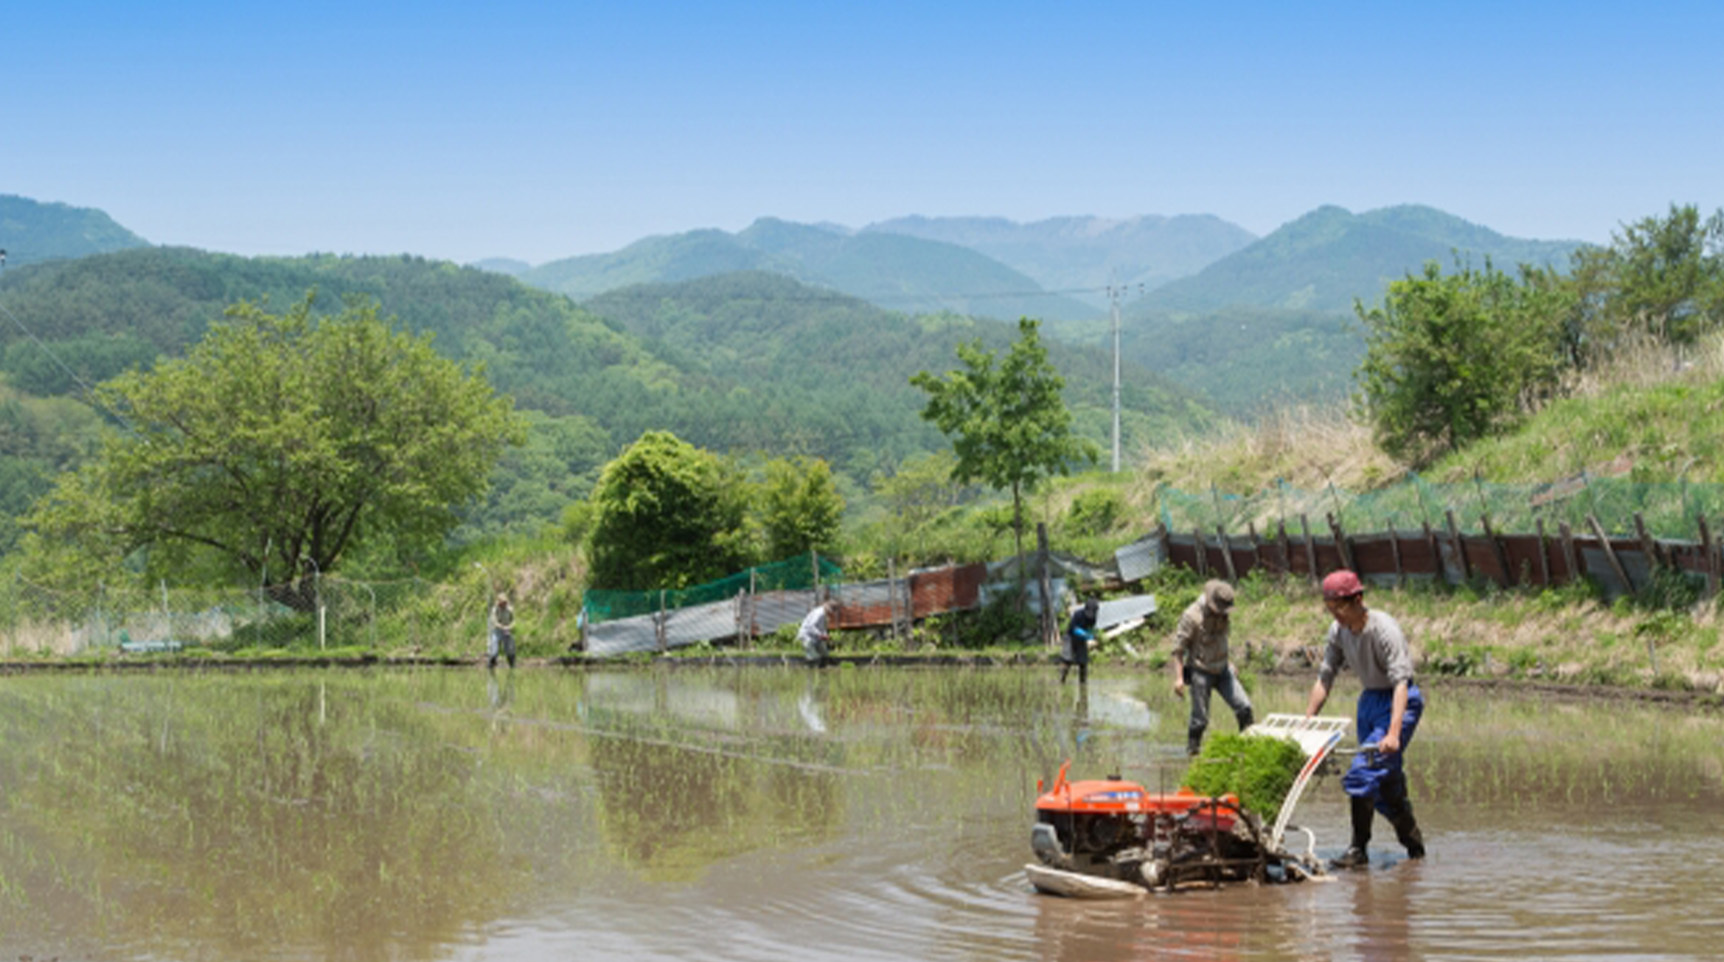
<box><xmin>1159</xmin><ymin>475</ymin><xmax>1724</xmax><ymax>539</ymax></box>
<box><xmin>582</xmin><ymin>554</ymin><xmax>844</xmax><ymax>624</ymax></box>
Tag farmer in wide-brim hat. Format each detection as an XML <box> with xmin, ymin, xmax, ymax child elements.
<box><xmin>1171</xmin><ymin>579</ymin><xmax>1254</xmax><ymax>755</ymax></box>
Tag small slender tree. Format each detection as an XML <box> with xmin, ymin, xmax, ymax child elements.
<box><xmin>910</xmin><ymin>318</ymin><xmax>1097</xmax><ymax>578</ymax></box>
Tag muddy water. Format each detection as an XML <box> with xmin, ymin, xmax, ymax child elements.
<box><xmin>1</xmin><ymin>668</ymin><xmax>1720</xmax><ymax>961</ymax></box>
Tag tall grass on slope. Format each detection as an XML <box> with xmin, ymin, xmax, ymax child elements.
<box><xmin>1427</xmin><ymin>330</ymin><xmax>1724</xmax><ymax>485</ymax></box>
<box><xmin>1133</xmin><ymin>403</ymin><xmax>1401</xmax><ymax>498</ymax></box>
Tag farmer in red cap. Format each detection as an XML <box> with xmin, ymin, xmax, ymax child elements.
<box><xmin>1305</xmin><ymin>569</ymin><xmax>1426</xmax><ymax>868</ymax></box>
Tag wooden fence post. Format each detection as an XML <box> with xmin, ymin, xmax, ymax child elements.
<box><xmin>1632</xmin><ymin>512</ymin><xmax>1664</xmax><ymax>572</ymax></box>
<box><xmin>887</xmin><ymin>558</ymin><xmax>900</xmax><ymax>646</ymax></box>
<box><xmin>1276</xmin><ymin>520</ymin><xmax>1294</xmax><ymax>580</ymax></box>
<box><xmin>1481</xmin><ymin>512</ymin><xmax>1514</xmax><ymax>588</ymax></box>
<box><xmin>1193</xmin><ymin>525</ymin><xmax>1209</xmax><ymax>577</ymax></box>
<box><xmin>1388</xmin><ymin>524</ymin><xmax>1406</xmax><ymax>589</ymax></box>
<box><xmin>1300</xmin><ymin>514</ymin><xmax>1319</xmax><ymax>581</ymax></box>
<box><xmin>1422</xmin><ymin>520</ymin><xmax>1443</xmax><ymax>585</ymax></box>
<box><xmin>1445</xmin><ymin>510</ymin><xmax>1472</xmax><ymax>582</ymax></box>
<box><xmin>1558</xmin><ymin>521</ymin><xmax>1580</xmax><ymax>585</ymax></box>
<box><xmin>1587</xmin><ymin>514</ymin><xmax>1636</xmax><ymax>597</ymax></box>
<box><xmin>1534</xmin><ymin>518</ymin><xmax>1552</xmax><ymax>587</ymax></box>
<box><xmin>1247</xmin><ymin>522</ymin><xmax>1265</xmax><ymax>576</ymax></box>
<box><xmin>1327</xmin><ymin>512</ymin><xmax>1355</xmax><ymax>572</ymax></box>
<box><xmin>1700</xmin><ymin>515</ymin><xmax>1720</xmax><ymax>598</ymax></box>
<box><xmin>657</xmin><ymin>589</ymin><xmax>668</xmax><ymax>653</ymax></box>
<box><xmin>1215</xmin><ymin>524</ymin><xmax>1239</xmax><ymax>584</ymax></box>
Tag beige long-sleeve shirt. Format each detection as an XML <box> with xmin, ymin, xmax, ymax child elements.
<box><xmin>1171</xmin><ymin>599</ymin><xmax>1232</xmax><ymax>674</ymax></box>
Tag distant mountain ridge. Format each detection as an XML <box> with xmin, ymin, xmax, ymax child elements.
<box><xmin>522</xmin><ymin>218</ymin><xmax>1102</xmax><ymax>322</ymax></box>
<box><xmin>0</xmin><ymin>194</ymin><xmax>150</xmax><ymax>267</ymax></box>
<box><xmin>862</xmin><ymin>213</ymin><xmax>1258</xmax><ymax>306</ymax></box>
<box><xmin>1104</xmin><ymin>204</ymin><xmax>1594</xmax><ymax>416</ymax></box>
<box><xmin>1139</xmin><ymin>204</ymin><xmax>1586</xmax><ymax>316</ymax></box>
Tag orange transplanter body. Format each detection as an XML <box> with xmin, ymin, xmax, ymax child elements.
<box><xmin>1028</xmin><ymin>760</ymin><xmax>1274</xmax><ymax>892</ymax></box>
<box><xmin>1035</xmin><ymin>778</ymin><xmax>1240</xmax><ymax>831</ymax></box>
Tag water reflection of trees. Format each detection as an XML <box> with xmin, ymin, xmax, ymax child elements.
<box><xmin>590</xmin><ymin>735</ymin><xmax>842</xmax><ymax>881</ymax></box>
<box><xmin>0</xmin><ymin>675</ymin><xmax>521</xmax><ymax>960</ymax></box>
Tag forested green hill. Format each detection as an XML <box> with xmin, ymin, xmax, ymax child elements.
<box><xmin>0</xmin><ymin>250</ymin><xmax>1218</xmax><ymax>551</ymax></box>
<box><xmin>584</xmin><ymin>270</ymin><xmax>1218</xmax><ymax>473</ymax></box>
<box><xmin>523</xmin><ymin>218</ymin><xmax>1100</xmax><ymax>322</ymax></box>
<box><xmin>0</xmin><ymin>195</ymin><xmax>149</xmax><ymax>267</ymax></box>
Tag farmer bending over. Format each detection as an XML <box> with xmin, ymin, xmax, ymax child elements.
<box><xmin>1171</xmin><ymin>579</ymin><xmax>1254</xmax><ymax>755</ymax></box>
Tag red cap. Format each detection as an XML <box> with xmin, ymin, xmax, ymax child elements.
<box><xmin>1321</xmin><ymin>570</ymin><xmax>1364</xmax><ymax>600</ymax></box>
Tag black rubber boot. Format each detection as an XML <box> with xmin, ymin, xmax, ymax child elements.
<box><xmin>1330</xmin><ymin>795</ymin><xmax>1375</xmax><ymax>869</ymax></box>
<box><xmin>1235</xmin><ymin>707</ymin><xmax>1254</xmax><ymax>731</ymax></box>
<box><xmin>1379</xmin><ymin>773</ymin><xmax>1425</xmax><ymax>859</ymax></box>
<box><xmin>1387</xmin><ymin>802</ymin><xmax>1425</xmax><ymax>859</ymax></box>
<box><xmin>1187</xmin><ymin>725</ymin><xmax>1206</xmax><ymax>756</ymax></box>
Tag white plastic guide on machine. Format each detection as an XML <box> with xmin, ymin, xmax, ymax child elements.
<box><xmin>1246</xmin><ymin>713</ymin><xmax>1351</xmax><ymax>851</ymax></box>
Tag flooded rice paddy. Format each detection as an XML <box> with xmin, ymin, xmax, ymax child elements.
<box><xmin>1</xmin><ymin>666</ymin><xmax>1721</xmax><ymax>961</ymax></box>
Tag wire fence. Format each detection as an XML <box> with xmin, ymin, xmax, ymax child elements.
<box><xmin>0</xmin><ymin>574</ymin><xmax>442</xmax><ymax>657</ymax></box>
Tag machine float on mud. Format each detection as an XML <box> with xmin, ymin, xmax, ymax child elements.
<box><xmin>1027</xmin><ymin>714</ymin><xmax>1352</xmax><ymax>896</ymax></box>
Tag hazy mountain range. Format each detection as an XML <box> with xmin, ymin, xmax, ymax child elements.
<box><xmin>0</xmin><ymin>192</ymin><xmax>1593</xmax><ymax>418</ymax></box>
<box><xmin>520</xmin><ymin>217</ymin><xmax>1101</xmax><ymax>322</ymax></box>
<box><xmin>860</xmin><ymin>213</ymin><xmax>1258</xmax><ymax>307</ymax></box>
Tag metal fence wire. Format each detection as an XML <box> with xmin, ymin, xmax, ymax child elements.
<box><xmin>0</xmin><ymin>573</ymin><xmax>440</xmax><ymax>657</ymax></box>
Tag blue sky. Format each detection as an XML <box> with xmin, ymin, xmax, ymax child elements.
<box><xmin>6</xmin><ymin>1</ymin><xmax>1720</xmax><ymax>265</ymax></box>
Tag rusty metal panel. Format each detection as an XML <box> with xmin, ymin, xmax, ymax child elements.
<box><xmin>908</xmin><ymin>567</ymin><xmax>957</xmax><ymax>618</ymax></box>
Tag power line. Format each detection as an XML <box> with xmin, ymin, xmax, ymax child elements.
<box><xmin>0</xmin><ymin>259</ymin><xmax>133</xmax><ymax>430</ymax></box>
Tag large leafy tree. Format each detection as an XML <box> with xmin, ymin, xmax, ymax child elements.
<box><xmin>1354</xmin><ymin>260</ymin><xmax>1567</xmax><ymax>465</ymax></box>
<box><xmin>23</xmin><ymin>295</ymin><xmax>524</xmax><ymax>603</ymax></box>
<box><xmin>910</xmin><ymin>318</ymin><xmax>1096</xmax><ymax>568</ymax></box>
<box><xmin>584</xmin><ymin>431</ymin><xmax>754</xmax><ymax>590</ymax></box>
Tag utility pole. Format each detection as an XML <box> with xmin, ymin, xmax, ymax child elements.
<box><xmin>1109</xmin><ymin>285</ymin><xmax>1122</xmax><ymax>472</ymax></box>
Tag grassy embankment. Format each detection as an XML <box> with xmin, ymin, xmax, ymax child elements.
<box><xmin>1091</xmin><ymin>332</ymin><xmax>1724</xmax><ymax>695</ymax></box>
